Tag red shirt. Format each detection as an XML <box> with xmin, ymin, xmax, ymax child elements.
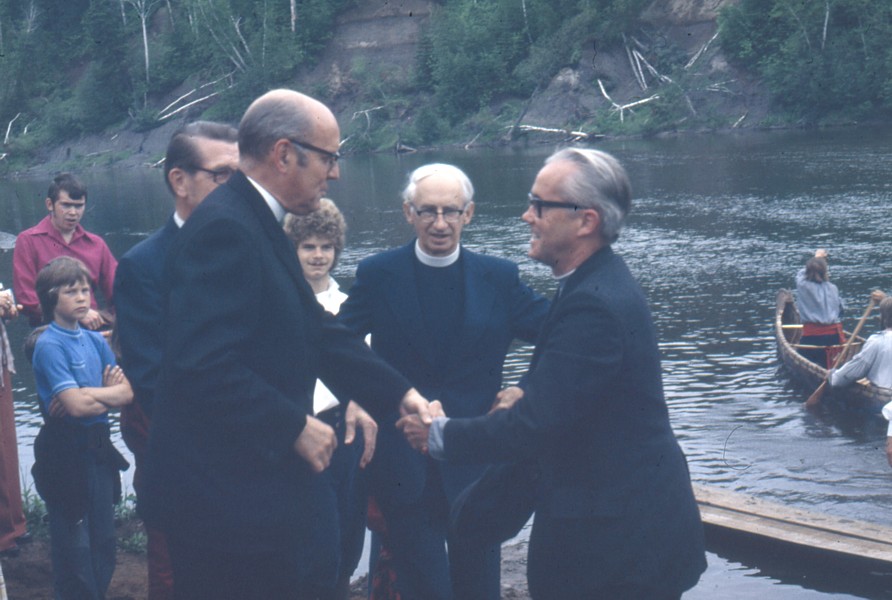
<box><xmin>13</xmin><ymin>215</ymin><xmax>118</xmax><ymax>326</ymax></box>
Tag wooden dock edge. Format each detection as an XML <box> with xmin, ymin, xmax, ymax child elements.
<box><xmin>693</xmin><ymin>484</ymin><xmax>892</xmax><ymax>568</ymax></box>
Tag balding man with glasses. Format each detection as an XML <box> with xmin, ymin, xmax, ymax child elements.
<box><xmin>141</xmin><ymin>90</ymin><xmax>435</xmax><ymax>600</ymax></box>
<box><xmin>338</xmin><ymin>163</ymin><xmax>549</xmax><ymax>600</ymax></box>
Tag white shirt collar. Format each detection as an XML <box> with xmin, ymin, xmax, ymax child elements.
<box><xmin>173</xmin><ymin>211</ymin><xmax>186</xmax><ymax>228</ymax></box>
<box><xmin>414</xmin><ymin>240</ymin><xmax>460</xmax><ymax>268</ymax></box>
<box><xmin>246</xmin><ymin>175</ymin><xmax>287</xmax><ymax>224</ymax></box>
<box><xmin>555</xmin><ymin>268</ymin><xmax>575</xmax><ymax>282</ymax></box>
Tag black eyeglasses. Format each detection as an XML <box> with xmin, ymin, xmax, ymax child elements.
<box><xmin>409</xmin><ymin>204</ymin><xmax>466</xmax><ymax>223</ymax></box>
<box><xmin>193</xmin><ymin>166</ymin><xmax>236</xmax><ymax>184</ymax></box>
<box><xmin>527</xmin><ymin>193</ymin><xmax>579</xmax><ymax>218</ymax></box>
<box><xmin>289</xmin><ymin>139</ymin><xmax>341</xmax><ymax>169</ymax></box>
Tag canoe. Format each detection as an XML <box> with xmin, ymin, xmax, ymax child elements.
<box><xmin>695</xmin><ymin>484</ymin><xmax>892</xmax><ymax>578</ymax></box>
<box><xmin>774</xmin><ymin>289</ymin><xmax>892</xmax><ymax>410</ymax></box>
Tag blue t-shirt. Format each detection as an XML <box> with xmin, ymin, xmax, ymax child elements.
<box><xmin>32</xmin><ymin>322</ymin><xmax>115</xmax><ymax>426</ymax></box>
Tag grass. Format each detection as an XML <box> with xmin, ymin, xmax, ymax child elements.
<box><xmin>22</xmin><ymin>486</ymin><xmax>147</xmax><ymax>555</ymax></box>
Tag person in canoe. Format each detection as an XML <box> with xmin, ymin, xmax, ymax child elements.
<box><xmin>830</xmin><ymin>293</ymin><xmax>892</xmax><ymax>466</ymax></box>
<box><xmin>795</xmin><ymin>249</ymin><xmax>845</xmax><ymax>368</ymax></box>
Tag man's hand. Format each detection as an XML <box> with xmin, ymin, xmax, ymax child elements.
<box><xmin>814</xmin><ymin>248</ymin><xmax>828</xmax><ymax>260</ymax></box>
<box><xmin>886</xmin><ymin>436</ymin><xmax>892</xmax><ymax>469</ymax></box>
<box><xmin>0</xmin><ymin>291</ymin><xmax>19</xmax><ymax>319</ymax></box>
<box><xmin>397</xmin><ymin>412</ymin><xmax>432</xmax><ymax>454</ymax></box>
<box><xmin>490</xmin><ymin>385</ymin><xmax>524</xmax><ymax>414</ymax></box>
<box><xmin>872</xmin><ymin>289</ymin><xmax>887</xmax><ymax>303</ymax></box>
<box><xmin>294</xmin><ymin>415</ymin><xmax>337</xmax><ymax>473</ymax></box>
<box><xmin>399</xmin><ymin>387</ymin><xmax>442</xmax><ymax>424</ymax></box>
<box><xmin>345</xmin><ymin>400</ymin><xmax>378</xmax><ymax>468</ymax></box>
<box><xmin>80</xmin><ymin>308</ymin><xmax>106</xmax><ymax>331</ymax></box>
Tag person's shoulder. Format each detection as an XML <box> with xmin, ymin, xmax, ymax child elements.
<box><xmin>121</xmin><ymin>222</ymin><xmax>173</xmax><ymax>263</ymax></box>
<box><xmin>14</xmin><ymin>219</ymin><xmax>46</xmax><ymax>241</ymax></box>
<box><xmin>358</xmin><ymin>244</ymin><xmax>412</xmax><ymax>270</ymax></box>
<box><xmin>464</xmin><ymin>249</ymin><xmax>518</xmax><ymax>272</ymax></box>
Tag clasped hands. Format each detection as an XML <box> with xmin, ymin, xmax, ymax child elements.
<box><xmin>395</xmin><ymin>385</ymin><xmax>526</xmax><ymax>454</ymax></box>
<box><xmin>295</xmin><ymin>387</ymin><xmax>443</xmax><ymax>473</ymax></box>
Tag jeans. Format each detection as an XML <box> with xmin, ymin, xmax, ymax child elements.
<box><xmin>48</xmin><ymin>455</ymin><xmax>116</xmax><ymax>600</ymax></box>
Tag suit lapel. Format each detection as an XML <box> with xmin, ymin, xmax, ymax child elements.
<box><xmin>227</xmin><ymin>172</ymin><xmax>318</xmax><ymax>305</ymax></box>
<box><xmin>454</xmin><ymin>250</ymin><xmax>496</xmax><ymax>363</ymax></box>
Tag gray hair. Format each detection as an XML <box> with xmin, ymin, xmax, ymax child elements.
<box><xmin>238</xmin><ymin>92</ymin><xmax>313</xmax><ymax>163</ymax></box>
<box><xmin>401</xmin><ymin>163</ymin><xmax>474</xmax><ymax>206</ymax></box>
<box><xmin>546</xmin><ymin>148</ymin><xmax>632</xmax><ymax>244</ymax></box>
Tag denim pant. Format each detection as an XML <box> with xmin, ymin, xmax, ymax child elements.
<box><xmin>48</xmin><ymin>455</ymin><xmax>116</xmax><ymax>600</ymax></box>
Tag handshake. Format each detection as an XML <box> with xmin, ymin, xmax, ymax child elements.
<box><xmin>397</xmin><ymin>384</ymin><xmax>525</xmax><ymax>454</ymax></box>
<box><xmin>397</xmin><ymin>398</ymin><xmax>445</xmax><ymax>454</ymax></box>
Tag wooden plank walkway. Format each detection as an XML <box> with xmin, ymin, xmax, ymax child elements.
<box><xmin>694</xmin><ymin>484</ymin><xmax>892</xmax><ymax>570</ymax></box>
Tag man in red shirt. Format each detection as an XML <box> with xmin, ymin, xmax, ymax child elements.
<box><xmin>13</xmin><ymin>173</ymin><xmax>117</xmax><ymax>329</ymax></box>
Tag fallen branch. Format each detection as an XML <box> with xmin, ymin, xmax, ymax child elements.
<box><xmin>732</xmin><ymin>112</ymin><xmax>748</xmax><ymax>128</ymax></box>
<box><xmin>633</xmin><ymin>50</ymin><xmax>673</xmax><ymax>85</ymax></box>
<box><xmin>158</xmin><ymin>90</ymin><xmax>224</xmax><ymax>121</ymax></box>
<box><xmin>464</xmin><ymin>131</ymin><xmax>482</xmax><ymax>149</ymax></box>
<box><xmin>511</xmin><ymin>125</ymin><xmax>600</xmax><ymax>141</ymax></box>
<box><xmin>622</xmin><ymin>34</ymin><xmax>647</xmax><ymax>91</ymax></box>
<box><xmin>685</xmin><ymin>32</ymin><xmax>719</xmax><ymax>70</ymax></box>
<box><xmin>597</xmin><ymin>79</ymin><xmax>659</xmax><ymax>123</ymax></box>
<box><xmin>4</xmin><ymin>113</ymin><xmax>21</xmax><ymax>145</ymax></box>
<box><xmin>157</xmin><ymin>72</ymin><xmax>235</xmax><ymax>118</ymax></box>
<box><xmin>351</xmin><ymin>106</ymin><xmax>385</xmax><ymax>131</ymax></box>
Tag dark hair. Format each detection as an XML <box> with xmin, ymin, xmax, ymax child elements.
<box><xmin>881</xmin><ymin>297</ymin><xmax>892</xmax><ymax>330</ymax></box>
<box><xmin>238</xmin><ymin>92</ymin><xmax>313</xmax><ymax>164</ymax></box>
<box><xmin>546</xmin><ymin>148</ymin><xmax>632</xmax><ymax>244</ymax></box>
<box><xmin>47</xmin><ymin>173</ymin><xmax>87</xmax><ymax>204</ymax></box>
<box><xmin>35</xmin><ymin>257</ymin><xmax>92</xmax><ymax>323</ymax></box>
<box><xmin>805</xmin><ymin>257</ymin><xmax>829</xmax><ymax>283</ymax></box>
<box><xmin>22</xmin><ymin>325</ymin><xmax>48</xmax><ymax>365</ymax></box>
<box><xmin>283</xmin><ymin>198</ymin><xmax>347</xmax><ymax>269</ymax></box>
<box><xmin>164</xmin><ymin>121</ymin><xmax>238</xmax><ymax>193</ymax></box>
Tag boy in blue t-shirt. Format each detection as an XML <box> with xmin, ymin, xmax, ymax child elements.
<box><xmin>30</xmin><ymin>256</ymin><xmax>132</xmax><ymax>599</ymax></box>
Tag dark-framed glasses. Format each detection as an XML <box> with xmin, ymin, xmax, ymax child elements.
<box><xmin>288</xmin><ymin>139</ymin><xmax>341</xmax><ymax>169</ymax></box>
<box><xmin>528</xmin><ymin>193</ymin><xmax>579</xmax><ymax>218</ymax></box>
<box><xmin>410</xmin><ymin>204</ymin><xmax>466</xmax><ymax>224</ymax></box>
<box><xmin>193</xmin><ymin>166</ymin><xmax>236</xmax><ymax>184</ymax></box>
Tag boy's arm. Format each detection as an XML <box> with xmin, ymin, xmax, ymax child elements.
<box><xmin>50</xmin><ymin>365</ymin><xmax>134</xmax><ymax>417</ymax></box>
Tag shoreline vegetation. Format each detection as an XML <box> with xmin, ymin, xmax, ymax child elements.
<box><xmin>2</xmin><ymin>1</ymin><xmax>892</xmax><ymax>176</ymax></box>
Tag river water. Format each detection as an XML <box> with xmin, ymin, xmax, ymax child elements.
<box><xmin>3</xmin><ymin>126</ymin><xmax>892</xmax><ymax>598</ymax></box>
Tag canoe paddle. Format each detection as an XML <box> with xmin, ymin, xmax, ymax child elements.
<box><xmin>805</xmin><ymin>298</ymin><xmax>876</xmax><ymax>408</ymax></box>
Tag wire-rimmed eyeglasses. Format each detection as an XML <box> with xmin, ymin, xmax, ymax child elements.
<box><xmin>409</xmin><ymin>204</ymin><xmax>466</xmax><ymax>223</ymax></box>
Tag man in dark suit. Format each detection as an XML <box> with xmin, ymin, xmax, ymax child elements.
<box><xmin>338</xmin><ymin>163</ymin><xmax>549</xmax><ymax>600</ymax></box>
<box><xmin>400</xmin><ymin>149</ymin><xmax>707</xmax><ymax>599</ymax></box>
<box><xmin>141</xmin><ymin>89</ymin><xmax>434</xmax><ymax>600</ymax></box>
<box><xmin>114</xmin><ymin>120</ymin><xmax>239</xmax><ymax>600</ymax></box>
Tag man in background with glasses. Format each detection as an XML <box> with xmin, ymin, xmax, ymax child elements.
<box><xmin>114</xmin><ymin>120</ymin><xmax>239</xmax><ymax>600</ymax></box>
<box><xmin>339</xmin><ymin>163</ymin><xmax>549</xmax><ymax>600</ymax></box>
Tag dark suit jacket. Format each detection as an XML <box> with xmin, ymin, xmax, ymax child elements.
<box><xmin>141</xmin><ymin>172</ymin><xmax>412</xmax><ymax>573</ymax></box>
<box><xmin>114</xmin><ymin>216</ymin><xmax>178</xmax><ymax>415</ymax></box>
<box><xmin>442</xmin><ymin>246</ymin><xmax>706</xmax><ymax>595</ymax></box>
<box><xmin>338</xmin><ymin>242</ymin><xmax>549</xmax><ymax>504</ymax></box>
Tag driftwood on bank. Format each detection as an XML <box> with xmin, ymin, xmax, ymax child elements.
<box><xmin>510</xmin><ymin>124</ymin><xmax>602</xmax><ymax>142</ymax></box>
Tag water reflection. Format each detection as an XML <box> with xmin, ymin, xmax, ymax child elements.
<box><xmin>3</xmin><ymin>127</ymin><xmax>892</xmax><ymax>597</ymax></box>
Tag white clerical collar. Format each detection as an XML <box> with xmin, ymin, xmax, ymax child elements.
<box><xmin>554</xmin><ymin>268</ymin><xmax>575</xmax><ymax>282</ymax></box>
<box><xmin>414</xmin><ymin>240</ymin><xmax>460</xmax><ymax>267</ymax></box>
<box><xmin>173</xmin><ymin>211</ymin><xmax>186</xmax><ymax>228</ymax></box>
<box><xmin>245</xmin><ymin>175</ymin><xmax>287</xmax><ymax>224</ymax></box>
